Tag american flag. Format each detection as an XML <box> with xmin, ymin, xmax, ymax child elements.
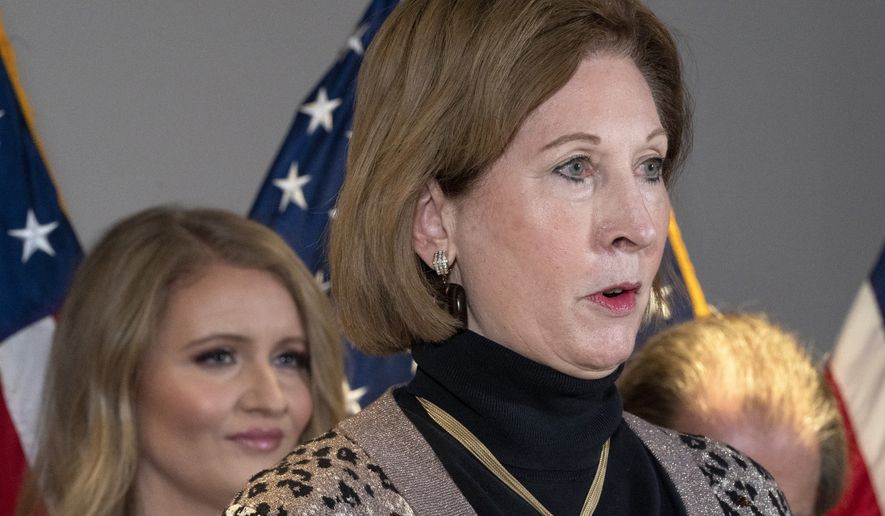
<box><xmin>249</xmin><ymin>0</ymin><xmax>411</xmax><ymax>411</ymax></box>
<box><xmin>827</xmin><ymin>242</ymin><xmax>885</xmax><ymax>515</ymax></box>
<box><xmin>250</xmin><ymin>0</ymin><xmax>707</xmax><ymax>411</ymax></box>
<box><xmin>0</xmin><ymin>21</ymin><xmax>82</xmax><ymax>515</ymax></box>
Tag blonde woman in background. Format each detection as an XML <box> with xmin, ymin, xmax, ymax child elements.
<box><xmin>18</xmin><ymin>207</ymin><xmax>345</xmax><ymax>516</ymax></box>
<box><xmin>619</xmin><ymin>313</ymin><xmax>846</xmax><ymax>516</ymax></box>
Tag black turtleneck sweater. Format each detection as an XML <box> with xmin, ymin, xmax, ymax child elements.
<box><xmin>394</xmin><ymin>330</ymin><xmax>686</xmax><ymax>515</ymax></box>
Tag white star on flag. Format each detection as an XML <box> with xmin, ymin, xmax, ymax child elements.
<box><xmin>299</xmin><ymin>87</ymin><xmax>342</xmax><ymax>134</ymax></box>
<box><xmin>347</xmin><ymin>24</ymin><xmax>368</xmax><ymax>55</ymax></box>
<box><xmin>7</xmin><ymin>209</ymin><xmax>59</xmax><ymax>263</ymax></box>
<box><xmin>342</xmin><ymin>380</ymin><xmax>368</xmax><ymax>415</ymax></box>
<box><xmin>273</xmin><ymin>162</ymin><xmax>311</xmax><ymax>212</ymax></box>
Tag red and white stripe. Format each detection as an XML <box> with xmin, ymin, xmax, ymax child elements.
<box><xmin>0</xmin><ymin>317</ymin><xmax>55</xmax><ymax>514</ymax></box>
<box><xmin>827</xmin><ymin>270</ymin><xmax>885</xmax><ymax>515</ymax></box>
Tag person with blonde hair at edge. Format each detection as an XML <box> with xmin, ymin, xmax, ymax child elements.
<box><xmin>620</xmin><ymin>313</ymin><xmax>847</xmax><ymax>516</ymax></box>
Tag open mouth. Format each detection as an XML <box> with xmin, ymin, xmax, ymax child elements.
<box><xmin>587</xmin><ymin>283</ymin><xmax>640</xmax><ymax>314</ymax></box>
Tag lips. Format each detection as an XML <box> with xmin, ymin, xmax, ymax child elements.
<box><xmin>586</xmin><ymin>283</ymin><xmax>640</xmax><ymax>315</ymax></box>
<box><xmin>227</xmin><ymin>428</ymin><xmax>285</xmax><ymax>452</ymax></box>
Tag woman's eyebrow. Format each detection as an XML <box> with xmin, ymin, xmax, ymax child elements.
<box><xmin>185</xmin><ymin>333</ymin><xmax>250</xmax><ymax>348</ymax></box>
<box><xmin>540</xmin><ymin>128</ymin><xmax>665</xmax><ymax>152</ymax></box>
<box><xmin>541</xmin><ymin>132</ymin><xmax>601</xmax><ymax>151</ymax></box>
<box><xmin>646</xmin><ymin>127</ymin><xmax>666</xmax><ymax>141</ymax></box>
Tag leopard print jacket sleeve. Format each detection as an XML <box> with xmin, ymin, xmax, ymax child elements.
<box><xmin>224</xmin><ymin>430</ymin><xmax>414</xmax><ymax>516</ymax></box>
<box><xmin>678</xmin><ymin>433</ymin><xmax>791</xmax><ymax>515</ymax></box>
<box><xmin>624</xmin><ymin>413</ymin><xmax>791</xmax><ymax>516</ymax></box>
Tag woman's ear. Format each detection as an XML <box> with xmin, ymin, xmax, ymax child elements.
<box><xmin>412</xmin><ymin>180</ymin><xmax>456</xmax><ymax>268</ymax></box>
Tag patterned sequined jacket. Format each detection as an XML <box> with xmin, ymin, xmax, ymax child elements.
<box><xmin>224</xmin><ymin>391</ymin><xmax>791</xmax><ymax>516</ymax></box>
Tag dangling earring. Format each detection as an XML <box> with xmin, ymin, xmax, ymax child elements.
<box><xmin>432</xmin><ymin>249</ymin><xmax>449</xmax><ymax>277</ymax></box>
<box><xmin>432</xmin><ymin>250</ymin><xmax>467</xmax><ymax>326</ymax></box>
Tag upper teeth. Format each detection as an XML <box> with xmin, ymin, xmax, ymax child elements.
<box><xmin>606</xmin><ymin>289</ymin><xmax>623</xmax><ymax>295</ymax></box>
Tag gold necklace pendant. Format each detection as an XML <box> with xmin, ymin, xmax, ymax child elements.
<box><xmin>417</xmin><ymin>396</ymin><xmax>610</xmax><ymax>516</ymax></box>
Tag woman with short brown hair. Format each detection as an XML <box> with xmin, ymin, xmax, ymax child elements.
<box><xmin>227</xmin><ymin>1</ymin><xmax>790</xmax><ymax>514</ymax></box>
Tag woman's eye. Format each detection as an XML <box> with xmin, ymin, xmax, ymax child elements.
<box><xmin>639</xmin><ymin>157</ymin><xmax>665</xmax><ymax>182</ymax></box>
<box><xmin>194</xmin><ymin>348</ymin><xmax>235</xmax><ymax>366</ymax></box>
<box><xmin>275</xmin><ymin>351</ymin><xmax>310</xmax><ymax>371</ymax></box>
<box><xmin>553</xmin><ymin>156</ymin><xmax>593</xmax><ymax>182</ymax></box>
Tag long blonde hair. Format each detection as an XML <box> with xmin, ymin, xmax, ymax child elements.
<box><xmin>20</xmin><ymin>207</ymin><xmax>345</xmax><ymax>516</ymax></box>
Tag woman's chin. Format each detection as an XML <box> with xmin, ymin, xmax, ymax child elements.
<box><xmin>547</xmin><ymin>345</ymin><xmax>634</xmax><ymax>380</ymax></box>
<box><xmin>575</xmin><ymin>339</ymin><xmax>636</xmax><ymax>377</ymax></box>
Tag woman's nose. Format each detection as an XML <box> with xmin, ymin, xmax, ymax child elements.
<box><xmin>239</xmin><ymin>364</ymin><xmax>289</xmax><ymax>416</ymax></box>
<box><xmin>595</xmin><ymin>176</ymin><xmax>660</xmax><ymax>252</ymax></box>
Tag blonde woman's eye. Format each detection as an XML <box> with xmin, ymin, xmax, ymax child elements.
<box><xmin>194</xmin><ymin>348</ymin><xmax>235</xmax><ymax>366</ymax></box>
<box><xmin>640</xmin><ymin>157</ymin><xmax>665</xmax><ymax>182</ymax></box>
<box><xmin>553</xmin><ymin>156</ymin><xmax>593</xmax><ymax>183</ymax></box>
<box><xmin>275</xmin><ymin>351</ymin><xmax>310</xmax><ymax>370</ymax></box>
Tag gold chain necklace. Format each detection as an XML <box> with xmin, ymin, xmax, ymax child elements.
<box><xmin>417</xmin><ymin>396</ymin><xmax>610</xmax><ymax>516</ymax></box>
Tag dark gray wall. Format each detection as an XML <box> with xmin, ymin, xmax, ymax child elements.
<box><xmin>2</xmin><ymin>1</ymin><xmax>883</xmax><ymax>355</ymax></box>
<box><xmin>651</xmin><ymin>1</ymin><xmax>885</xmax><ymax>353</ymax></box>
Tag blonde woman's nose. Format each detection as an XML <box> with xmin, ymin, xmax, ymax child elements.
<box><xmin>239</xmin><ymin>363</ymin><xmax>289</xmax><ymax>415</ymax></box>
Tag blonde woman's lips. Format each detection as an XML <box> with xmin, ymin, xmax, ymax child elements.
<box><xmin>227</xmin><ymin>428</ymin><xmax>285</xmax><ymax>452</ymax></box>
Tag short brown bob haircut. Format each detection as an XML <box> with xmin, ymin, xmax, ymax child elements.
<box><xmin>24</xmin><ymin>207</ymin><xmax>345</xmax><ymax>516</ymax></box>
<box><xmin>330</xmin><ymin>0</ymin><xmax>691</xmax><ymax>354</ymax></box>
<box><xmin>619</xmin><ymin>313</ymin><xmax>847</xmax><ymax>515</ymax></box>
